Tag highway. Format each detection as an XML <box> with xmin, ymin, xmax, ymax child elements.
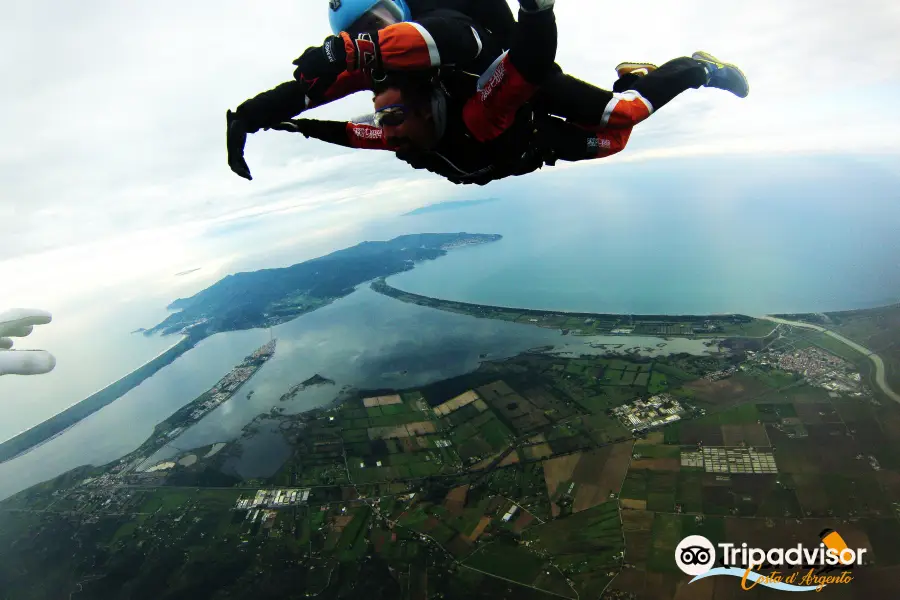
<box><xmin>760</xmin><ymin>316</ymin><xmax>900</xmax><ymax>404</ymax></box>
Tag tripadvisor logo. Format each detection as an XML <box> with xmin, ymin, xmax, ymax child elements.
<box><xmin>674</xmin><ymin>530</ymin><xmax>867</xmax><ymax>592</ymax></box>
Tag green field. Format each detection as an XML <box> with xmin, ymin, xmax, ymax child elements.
<box><xmin>663</xmin><ymin>423</ymin><xmax>681</xmax><ymax>444</ymax></box>
<box><xmin>653</xmin><ymin>363</ymin><xmax>697</xmax><ymax>382</ymax></box>
<box><xmin>635</xmin><ymin>444</ymin><xmax>680</xmax><ymax>459</ymax></box>
<box><xmin>752</xmin><ymin>368</ymin><xmax>801</xmax><ymax>389</ymax></box>
<box><xmin>138</xmin><ymin>490</ymin><xmax>194</xmax><ymax>514</ymax></box>
<box><xmin>380</xmin><ymin>404</ymin><xmax>410</xmax><ymax>416</ymax></box>
<box><xmin>580</xmin><ymin>414</ymin><xmax>629</xmax><ymax>444</ymax></box>
<box><xmin>647</xmin><ymin>513</ymin><xmax>683</xmax><ymax>572</ymax></box>
<box><xmin>463</xmin><ymin>542</ymin><xmax>546</xmax><ymax>584</ymax></box>
<box><xmin>718</xmin><ymin>403</ymin><xmax>761</xmax><ymax>424</ymax></box>
<box><xmin>678</xmin><ymin>514</ymin><xmax>725</xmax><ymax>547</ymax></box>
<box><xmin>336</xmin><ymin>506</ymin><xmax>371</xmax><ymax>560</ymax></box>
<box><xmin>574</xmin><ymin>395</ymin><xmax>610</xmax><ymax>414</ymax></box>
<box><xmin>621</xmin><ymin>470</ymin><xmax>649</xmax><ymax>502</ymax></box>
<box><xmin>756</xmin><ymin>476</ymin><xmax>803</xmax><ymax>518</ymax></box>
<box><xmin>675</xmin><ymin>471</ymin><xmax>704</xmax><ymax>513</ymax></box>
<box><xmin>523</xmin><ymin>501</ymin><xmax>623</xmax><ymax>587</ymax></box>
<box><xmin>860</xmin><ymin>518</ymin><xmax>900</xmax><ymax>565</ymax></box>
<box><xmin>646</xmin><ymin>471</ymin><xmax>677</xmax><ymax>513</ymax></box>
<box><xmin>480</xmin><ymin>419</ymin><xmax>513</xmax><ymax>449</ymax></box>
<box><xmin>648</xmin><ymin>371</ymin><xmax>669</xmax><ymax>394</ymax></box>
<box><xmin>341</xmin><ymin>428</ymin><xmax>369</xmax><ymax>442</ymax></box>
<box><xmin>368</xmin><ymin>412</ymin><xmax>422</xmax><ymax>428</ymax></box>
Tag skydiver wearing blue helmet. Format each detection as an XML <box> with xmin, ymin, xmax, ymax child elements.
<box><xmin>226</xmin><ymin>0</ymin><xmax>747</xmax><ymax>183</ymax></box>
<box><xmin>226</xmin><ymin>0</ymin><xmax>661</xmax><ymax>180</ymax></box>
<box><xmin>328</xmin><ymin>0</ymin><xmax>414</xmax><ymax>34</ymax></box>
<box><xmin>266</xmin><ymin>0</ymin><xmax>747</xmax><ymax>186</ymax></box>
<box><xmin>226</xmin><ymin>0</ymin><xmax>518</xmax><ymax>179</ymax></box>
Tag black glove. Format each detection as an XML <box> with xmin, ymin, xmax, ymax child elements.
<box><xmin>226</xmin><ymin>110</ymin><xmax>252</xmax><ymax>181</ymax></box>
<box><xmin>292</xmin><ymin>36</ymin><xmax>348</xmax><ymax>81</ymax></box>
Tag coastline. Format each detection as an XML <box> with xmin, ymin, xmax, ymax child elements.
<box><xmin>0</xmin><ymin>334</ymin><xmax>197</xmax><ymax>464</ymax></box>
<box><xmin>369</xmin><ymin>278</ymin><xmax>770</xmax><ymax>337</ymax></box>
<box><xmin>0</xmin><ymin>234</ymin><xmax>502</xmax><ymax>468</ymax></box>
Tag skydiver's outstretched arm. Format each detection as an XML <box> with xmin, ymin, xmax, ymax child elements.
<box><xmin>231</xmin><ymin>70</ymin><xmax>375</xmax><ymax>135</ymax></box>
<box><xmin>272</xmin><ymin>118</ymin><xmax>396</xmax><ymax>151</ymax></box>
<box><xmin>532</xmin><ymin>58</ymin><xmax>709</xmax><ymax>131</ymax></box>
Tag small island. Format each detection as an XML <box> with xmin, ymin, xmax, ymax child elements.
<box><xmin>279</xmin><ymin>374</ymin><xmax>336</xmax><ymax>402</ymax></box>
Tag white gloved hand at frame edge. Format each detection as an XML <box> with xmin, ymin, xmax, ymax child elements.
<box><xmin>0</xmin><ymin>309</ymin><xmax>56</xmax><ymax>376</ymax></box>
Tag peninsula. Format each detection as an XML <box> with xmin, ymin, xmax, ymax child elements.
<box><xmin>148</xmin><ymin>233</ymin><xmax>503</xmax><ymax>337</ymax></box>
<box><xmin>370</xmin><ymin>278</ymin><xmax>775</xmax><ymax>338</ymax></box>
<box><xmin>0</xmin><ymin>234</ymin><xmax>501</xmax><ymax>464</ymax></box>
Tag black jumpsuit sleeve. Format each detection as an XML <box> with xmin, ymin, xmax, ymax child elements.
<box><xmin>471</xmin><ymin>0</ymin><xmax>517</xmax><ymax>49</ymax></box>
<box><xmin>233</xmin><ymin>80</ymin><xmax>315</xmax><ymax>134</ymax></box>
<box><xmin>284</xmin><ymin>119</ymin><xmax>395</xmax><ymax>151</ymax></box>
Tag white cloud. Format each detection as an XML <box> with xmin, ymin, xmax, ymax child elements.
<box><xmin>2</xmin><ymin>0</ymin><xmax>899</xmax><ymax>294</ymax></box>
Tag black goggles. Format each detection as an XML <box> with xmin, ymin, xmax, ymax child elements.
<box><xmin>373</xmin><ymin>104</ymin><xmax>408</xmax><ymax>127</ymax></box>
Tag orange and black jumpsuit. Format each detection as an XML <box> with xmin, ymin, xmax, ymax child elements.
<box><xmin>237</xmin><ymin>8</ymin><xmax>710</xmax><ymax>185</ymax></box>
<box><xmin>273</xmin><ymin>7</ymin><xmax>711</xmax><ymax>185</ymax></box>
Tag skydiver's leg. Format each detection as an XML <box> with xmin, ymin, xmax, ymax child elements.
<box><xmin>613</xmin><ymin>74</ymin><xmax>641</xmax><ymax>93</ymax></box>
<box><xmin>530</xmin><ymin>73</ymin><xmax>614</xmax><ymax>124</ymax></box>
<box><xmin>533</xmin><ymin>57</ymin><xmax>708</xmax><ymax>130</ymax></box>
<box><xmin>617</xmin><ymin>57</ymin><xmax>708</xmax><ymax>117</ymax></box>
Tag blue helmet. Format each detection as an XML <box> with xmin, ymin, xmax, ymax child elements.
<box><xmin>328</xmin><ymin>0</ymin><xmax>412</xmax><ymax>35</ymax></box>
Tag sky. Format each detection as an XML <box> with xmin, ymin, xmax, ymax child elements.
<box><xmin>2</xmin><ymin>0</ymin><xmax>900</xmax><ymax>310</ymax></box>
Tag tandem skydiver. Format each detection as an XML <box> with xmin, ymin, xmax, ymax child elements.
<box><xmin>262</xmin><ymin>0</ymin><xmax>750</xmax><ymax>185</ymax></box>
<box><xmin>226</xmin><ymin>0</ymin><xmax>664</xmax><ymax>180</ymax></box>
<box><xmin>226</xmin><ymin>0</ymin><xmax>748</xmax><ymax>184</ymax></box>
<box><xmin>226</xmin><ymin>0</ymin><xmax>519</xmax><ymax>179</ymax></box>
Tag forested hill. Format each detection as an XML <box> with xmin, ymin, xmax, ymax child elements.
<box><xmin>148</xmin><ymin>233</ymin><xmax>502</xmax><ymax>337</ymax></box>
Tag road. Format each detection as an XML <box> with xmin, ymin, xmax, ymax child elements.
<box><xmin>459</xmin><ymin>565</ymin><xmax>577</xmax><ymax>600</ymax></box>
<box><xmin>760</xmin><ymin>316</ymin><xmax>900</xmax><ymax>404</ymax></box>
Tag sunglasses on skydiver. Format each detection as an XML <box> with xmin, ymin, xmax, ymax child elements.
<box><xmin>373</xmin><ymin>104</ymin><xmax>409</xmax><ymax>127</ymax></box>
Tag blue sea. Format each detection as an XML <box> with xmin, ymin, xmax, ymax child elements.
<box><xmin>379</xmin><ymin>155</ymin><xmax>900</xmax><ymax>315</ymax></box>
